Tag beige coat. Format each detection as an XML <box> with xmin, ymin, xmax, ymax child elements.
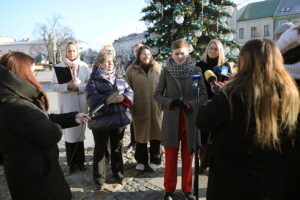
<box><xmin>126</xmin><ymin>61</ymin><xmax>163</xmax><ymax>143</ymax></box>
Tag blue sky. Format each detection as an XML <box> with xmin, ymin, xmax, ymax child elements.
<box><xmin>0</xmin><ymin>0</ymin><xmax>250</xmax><ymax>50</ymax></box>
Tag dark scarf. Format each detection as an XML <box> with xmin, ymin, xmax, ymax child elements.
<box><xmin>141</xmin><ymin>64</ymin><xmax>150</xmax><ymax>74</ymax></box>
<box><xmin>166</xmin><ymin>56</ymin><xmax>195</xmax><ymax>79</ymax></box>
<box><xmin>207</xmin><ymin>57</ymin><xmax>219</xmax><ymax>68</ymax></box>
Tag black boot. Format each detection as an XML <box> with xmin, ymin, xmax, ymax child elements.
<box><xmin>162</xmin><ymin>192</ymin><xmax>173</xmax><ymax>200</ymax></box>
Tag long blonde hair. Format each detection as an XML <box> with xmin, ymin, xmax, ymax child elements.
<box><xmin>223</xmin><ymin>39</ymin><xmax>299</xmax><ymax>150</ymax></box>
<box><xmin>201</xmin><ymin>39</ymin><xmax>226</xmax><ymax>66</ymax></box>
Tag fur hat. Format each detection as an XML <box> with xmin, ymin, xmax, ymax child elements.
<box><xmin>274</xmin><ymin>22</ymin><xmax>295</xmax><ymax>41</ymax></box>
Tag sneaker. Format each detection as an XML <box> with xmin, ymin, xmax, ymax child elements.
<box><xmin>162</xmin><ymin>192</ymin><xmax>173</xmax><ymax>200</ymax></box>
<box><xmin>183</xmin><ymin>192</ymin><xmax>196</xmax><ymax>200</ymax></box>
<box><xmin>135</xmin><ymin>163</ymin><xmax>145</xmax><ymax>171</ymax></box>
<box><xmin>149</xmin><ymin>163</ymin><xmax>159</xmax><ymax>172</ymax></box>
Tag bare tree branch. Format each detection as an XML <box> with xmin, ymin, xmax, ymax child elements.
<box><xmin>34</xmin><ymin>14</ymin><xmax>74</xmax><ymax>64</ymax></box>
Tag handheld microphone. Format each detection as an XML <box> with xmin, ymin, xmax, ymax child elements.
<box><xmin>191</xmin><ymin>74</ymin><xmax>203</xmax><ymax>89</ymax></box>
<box><xmin>213</xmin><ymin>65</ymin><xmax>229</xmax><ymax>76</ymax></box>
<box><xmin>204</xmin><ymin>70</ymin><xmax>221</xmax><ymax>94</ymax></box>
<box><xmin>191</xmin><ymin>74</ymin><xmax>203</xmax><ymax>80</ymax></box>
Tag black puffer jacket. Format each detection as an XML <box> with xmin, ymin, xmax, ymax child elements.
<box><xmin>86</xmin><ymin>69</ymin><xmax>133</xmax><ymax>131</ymax></box>
<box><xmin>0</xmin><ymin>64</ymin><xmax>78</xmax><ymax>200</ymax></box>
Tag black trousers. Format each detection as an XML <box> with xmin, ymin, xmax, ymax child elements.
<box><xmin>0</xmin><ymin>150</ymin><xmax>3</xmax><ymax>165</ymax></box>
<box><xmin>130</xmin><ymin>123</ymin><xmax>136</xmax><ymax>144</ymax></box>
<box><xmin>65</xmin><ymin>141</ymin><xmax>85</xmax><ymax>169</ymax></box>
<box><xmin>199</xmin><ymin>131</ymin><xmax>212</xmax><ymax>169</ymax></box>
<box><xmin>92</xmin><ymin>127</ymin><xmax>125</xmax><ymax>184</ymax></box>
<box><xmin>134</xmin><ymin>140</ymin><xmax>162</xmax><ymax>165</ymax></box>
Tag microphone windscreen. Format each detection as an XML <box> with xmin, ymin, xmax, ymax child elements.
<box><xmin>213</xmin><ymin>66</ymin><xmax>222</xmax><ymax>74</ymax></box>
<box><xmin>204</xmin><ymin>70</ymin><xmax>217</xmax><ymax>82</ymax></box>
<box><xmin>191</xmin><ymin>74</ymin><xmax>203</xmax><ymax>80</ymax></box>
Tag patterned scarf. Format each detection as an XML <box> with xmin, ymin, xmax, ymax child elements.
<box><xmin>64</xmin><ymin>56</ymin><xmax>81</xmax><ymax>81</ymax></box>
<box><xmin>97</xmin><ymin>68</ymin><xmax>117</xmax><ymax>85</ymax></box>
<box><xmin>166</xmin><ymin>55</ymin><xmax>195</xmax><ymax>79</ymax></box>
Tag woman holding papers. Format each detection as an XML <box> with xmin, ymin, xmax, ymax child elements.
<box><xmin>51</xmin><ymin>42</ymin><xmax>90</xmax><ymax>173</ymax></box>
<box><xmin>86</xmin><ymin>51</ymin><xmax>133</xmax><ymax>190</ymax></box>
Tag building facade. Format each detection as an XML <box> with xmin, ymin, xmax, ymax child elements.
<box><xmin>113</xmin><ymin>32</ymin><xmax>146</xmax><ymax>64</ymax></box>
<box><xmin>236</xmin><ymin>0</ymin><xmax>281</xmax><ymax>45</ymax></box>
<box><xmin>236</xmin><ymin>0</ymin><xmax>300</xmax><ymax>46</ymax></box>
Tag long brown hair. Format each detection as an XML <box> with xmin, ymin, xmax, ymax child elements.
<box><xmin>0</xmin><ymin>52</ymin><xmax>49</xmax><ymax>111</ymax></box>
<box><xmin>223</xmin><ymin>39</ymin><xmax>299</xmax><ymax>150</ymax></box>
<box><xmin>132</xmin><ymin>45</ymin><xmax>155</xmax><ymax>67</ymax></box>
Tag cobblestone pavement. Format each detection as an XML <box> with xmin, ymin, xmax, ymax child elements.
<box><xmin>0</xmin><ymin>71</ymin><xmax>208</xmax><ymax>200</ymax></box>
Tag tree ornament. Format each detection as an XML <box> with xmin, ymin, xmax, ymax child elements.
<box><xmin>223</xmin><ymin>45</ymin><xmax>230</xmax><ymax>54</ymax></box>
<box><xmin>165</xmin><ymin>5</ymin><xmax>171</xmax><ymax>10</ymax></box>
<box><xmin>151</xmin><ymin>47</ymin><xmax>159</xmax><ymax>55</ymax></box>
<box><xmin>227</xmin><ymin>6</ymin><xmax>234</xmax><ymax>15</ymax></box>
<box><xmin>226</xmin><ymin>33</ymin><xmax>234</xmax><ymax>41</ymax></box>
<box><xmin>232</xmin><ymin>48</ymin><xmax>240</xmax><ymax>56</ymax></box>
<box><xmin>155</xmin><ymin>2</ymin><xmax>163</xmax><ymax>10</ymax></box>
<box><xmin>195</xmin><ymin>30</ymin><xmax>202</xmax><ymax>37</ymax></box>
<box><xmin>144</xmin><ymin>0</ymin><xmax>151</xmax><ymax>4</ymax></box>
<box><xmin>203</xmin><ymin>0</ymin><xmax>209</xmax><ymax>6</ymax></box>
<box><xmin>150</xmin><ymin>32</ymin><xmax>159</xmax><ymax>40</ymax></box>
<box><xmin>188</xmin><ymin>44</ymin><xmax>194</xmax><ymax>53</ymax></box>
<box><xmin>175</xmin><ymin>15</ymin><xmax>184</xmax><ymax>24</ymax></box>
<box><xmin>220</xmin><ymin>16</ymin><xmax>227</xmax><ymax>23</ymax></box>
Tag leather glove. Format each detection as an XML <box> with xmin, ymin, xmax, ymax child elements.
<box><xmin>210</xmin><ymin>82</ymin><xmax>222</xmax><ymax>94</ymax></box>
<box><xmin>172</xmin><ymin>98</ymin><xmax>189</xmax><ymax>110</ymax></box>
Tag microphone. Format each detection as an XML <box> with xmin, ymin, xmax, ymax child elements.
<box><xmin>191</xmin><ymin>74</ymin><xmax>203</xmax><ymax>89</ymax></box>
<box><xmin>213</xmin><ymin>65</ymin><xmax>229</xmax><ymax>76</ymax></box>
<box><xmin>204</xmin><ymin>70</ymin><xmax>221</xmax><ymax>94</ymax></box>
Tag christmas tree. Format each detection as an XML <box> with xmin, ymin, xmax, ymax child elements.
<box><xmin>141</xmin><ymin>0</ymin><xmax>240</xmax><ymax>62</ymax></box>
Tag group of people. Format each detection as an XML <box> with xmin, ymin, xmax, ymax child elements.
<box><xmin>0</xmin><ymin>22</ymin><xmax>299</xmax><ymax>200</ymax></box>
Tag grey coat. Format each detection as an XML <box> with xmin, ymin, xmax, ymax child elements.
<box><xmin>154</xmin><ymin>67</ymin><xmax>208</xmax><ymax>153</ymax></box>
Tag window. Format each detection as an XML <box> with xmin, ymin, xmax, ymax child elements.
<box><xmin>239</xmin><ymin>28</ymin><xmax>244</xmax><ymax>39</ymax></box>
<box><xmin>264</xmin><ymin>25</ymin><xmax>270</xmax><ymax>36</ymax></box>
<box><xmin>251</xmin><ymin>27</ymin><xmax>257</xmax><ymax>38</ymax></box>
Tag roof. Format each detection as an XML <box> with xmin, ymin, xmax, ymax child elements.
<box><xmin>0</xmin><ymin>40</ymin><xmax>44</xmax><ymax>46</ymax></box>
<box><xmin>114</xmin><ymin>32</ymin><xmax>146</xmax><ymax>43</ymax></box>
<box><xmin>274</xmin><ymin>0</ymin><xmax>300</xmax><ymax>17</ymax></box>
<box><xmin>238</xmin><ymin>0</ymin><xmax>281</xmax><ymax>21</ymax></box>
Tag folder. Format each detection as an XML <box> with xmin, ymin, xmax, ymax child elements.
<box><xmin>54</xmin><ymin>66</ymin><xmax>73</xmax><ymax>84</ymax></box>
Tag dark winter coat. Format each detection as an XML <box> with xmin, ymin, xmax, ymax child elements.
<box><xmin>0</xmin><ymin>64</ymin><xmax>78</xmax><ymax>200</ymax></box>
<box><xmin>154</xmin><ymin>60</ymin><xmax>208</xmax><ymax>153</ymax></box>
<box><xmin>196</xmin><ymin>57</ymin><xmax>231</xmax><ymax>99</ymax></box>
<box><xmin>86</xmin><ymin>69</ymin><xmax>133</xmax><ymax>131</ymax></box>
<box><xmin>196</xmin><ymin>91</ymin><xmax>298</xmax><ymax>200</ymax></box>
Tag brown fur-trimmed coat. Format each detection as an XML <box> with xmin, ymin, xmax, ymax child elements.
<box><xmin>126</xmin><ymin>61</ymin><xmax>163</xmax><ymax>143</ymax></box>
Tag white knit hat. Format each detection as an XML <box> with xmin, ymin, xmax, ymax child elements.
<box><xmin>274</xmin><ymin>22</ymin><xmax>295</xmax><ymax>41</ymax></box>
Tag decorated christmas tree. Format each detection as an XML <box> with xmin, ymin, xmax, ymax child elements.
<box><xmin>141</xmin><ymin>0</ymin><xmax>240</xmax><ymax>62</ymax></box>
